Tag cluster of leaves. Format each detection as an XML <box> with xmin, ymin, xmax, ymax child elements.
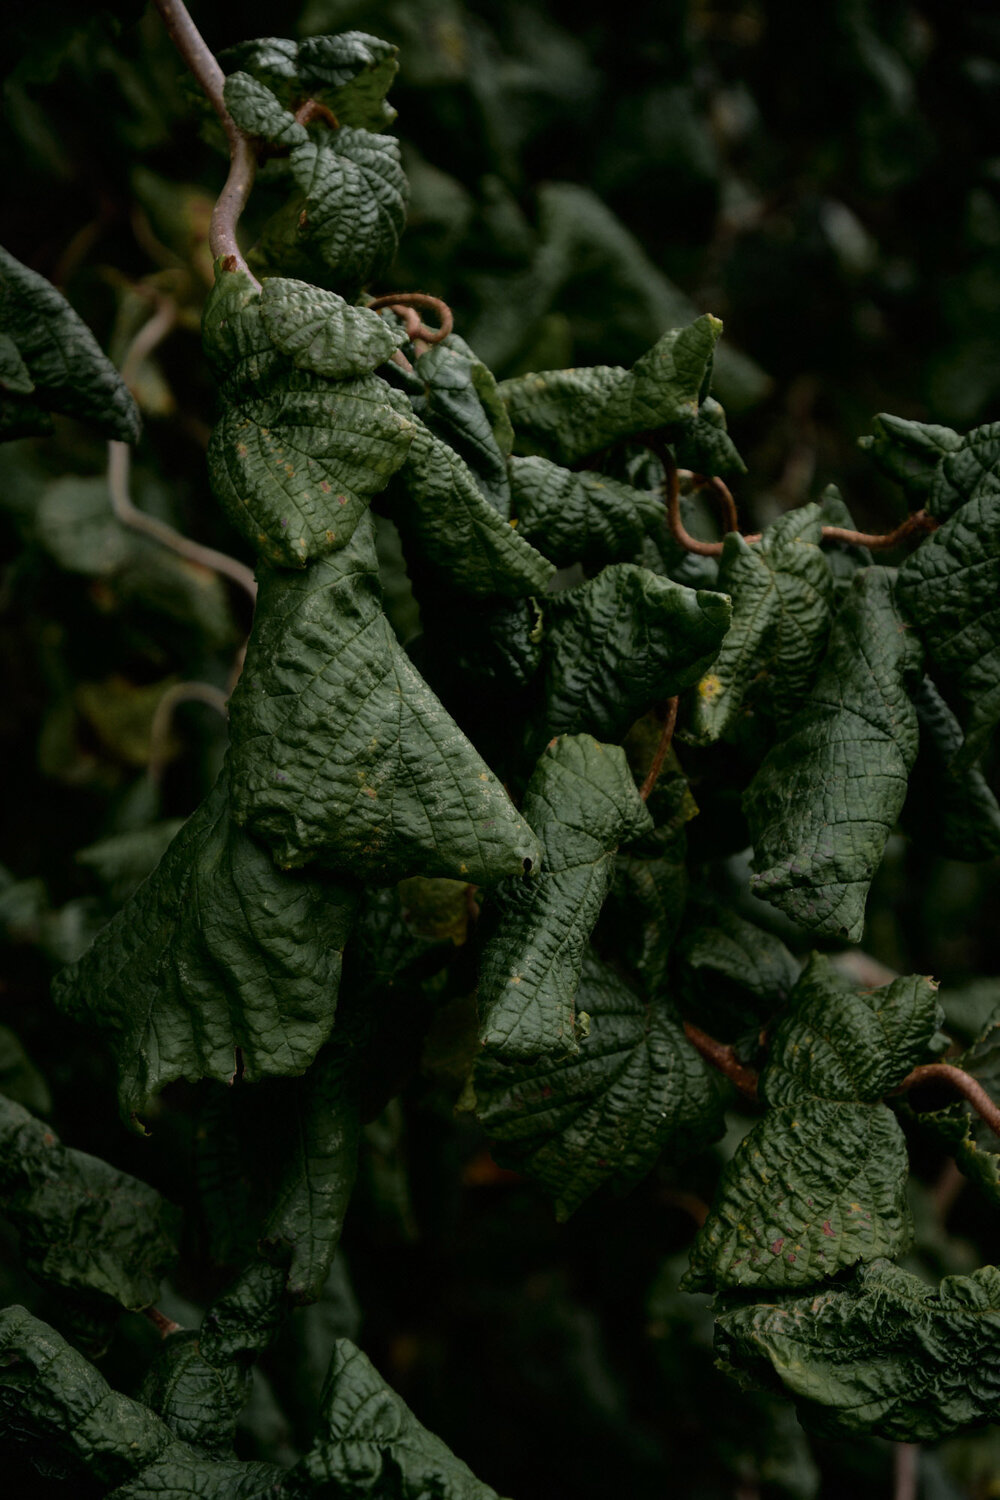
<box><xmin>2</xmin><ymin>7</ymin><xmax>1000</xmax><ymax>1500</ymax></box>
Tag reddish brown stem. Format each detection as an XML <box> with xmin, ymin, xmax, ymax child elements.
<box><xmin>655</xmin><ymin>442</ymin><xmax>725</xmax><ymax>557</ymax></box>
<box><xmin>897</xmin><ymin>1063</ymin><xmax>1000</xmax><ymax>1138</ymax></box>
<box><xmin>368</xmin><ymin>292</ymin><xmax>454</xmax><ymax>347</ymax></box>
<box><xmin>639</xmin><ymin>697</ymin><xmax>679</xmax><ymax>801</ymax></box>
<box><xmin>152</xmin><ymin>0</ymin><xmax>258</xmax><ymax>283</ymax></box>
<box><xmin>144</xmin><ymin>1306</ymin><xmax>181</xmax><ymax>1338</ymax></box>
<box><xmin>679</xmin><ymin>470</ymin><xmax>740</xmax><ymax>534</ymax></box>
<box><xmin>683</xmin><ymin>1022</ymin><xmax>759</xmax><ymax>1101</ymax></box>
<box><xmin>820</xmin><ymin>509</ymin><xmax>938</xmax><ymax>550</ymax></box>
<box><xmin>294</xmin><ymin>98</ymin><xmax>339</xmax><ymax>129</ymax></box>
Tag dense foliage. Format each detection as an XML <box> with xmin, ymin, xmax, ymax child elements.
<box><xmin>2</xmin><ymin>3</ymin><xmax>1000</xmax><ymax>1498</ymax></box>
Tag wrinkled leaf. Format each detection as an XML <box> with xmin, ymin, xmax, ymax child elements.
<box><xmin>508</xmin><ymin>454</ymin><xmax>663</xmax><ymax>569</ymax></box>
<box><xmin>716</xmin><ymin>1259</ymin><xmax>1000</xmax><ymax>1441</ymax></box>
<box><xmin>745</xmin><ymin>567</ymin><xmax>922</xmax><ymax>940</ymax></box>
<box><xmin>477</xmin><ymin>734</ymin><xmax>651</xmax><ymax>1058</ymax></box>
<box><xmin>859</xmin><ymin>412</ymin><xmax>961</xmax><ymax>505</ymax></box>
<box><xmin>222</xmin><ymin>31</ymin><xmax>399</xmax><ymax>131</ymax></box>
<box><xmin>260</xmin><ymin>276</ymin><xmax>403</xmax><ymax>377</ymax></box>
<box><xmin>476</xmin><ymin>947</ymin><xmax>721</xmax><ymax>1218</ymax></box>
<box><xmin>53</xmin><ymin>771</ymin><xmax>358</xmax><ymax>1123</ymax></box>
<box><xmin>412</xmin><ymin>335</ymin><xmax>513</xmax><ymax>516</ymax></box>
<box><xmin>690</xmin><ymin>503</ymin><xmax>833</xmax><ymax>742</ymax></box>
<box><xmin>228</xmin><ymin>512</ymin><xmax>542</xmax><ymax>883</ymax></box>
<box><xmin>903</xmin><ymin>676</ymin><xmax>1000</xmax><ymax>859</ymax></box>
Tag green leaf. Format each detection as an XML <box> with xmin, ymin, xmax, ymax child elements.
<box><xmin>476</xmin><ymin>948</ymin><xmax>721</xmax><ymax>1218</ymax></box>
<box><xmin>924</xmin><ymin>419</ymin><xmax>1000</xmax><ymax>520</ymax></box>
<box><xmin>52</xmin><ymin>771</ymin><xmax>358</xmax><ymax>1123</ymax></box>
<box><xmin>204</xmin><ymin>267</ymin><xmax>415</xmax><ymax>569</ymax></box>
<box><xmin>817</xmin><ymin>485</ymin><xmax>872</xmax><ymax>596</ymax></box>
<box><xmin>508</xmin><ymin>454</ymin><xmax>663</xmax><ymax>569</ymax></box>
<box><xmin>0</xmin><ymin>244</ymin><xmax>140</xmax><ymax>444</ymax></box>
<box><xmin>684</xmin><ymin>955</ymin><xmax>940</xmax><ymax>1292</ymax></box>
<box><xmin>390</xmin><ymin>413</ymin><xmax>554</xmax><ymax>596</ymax></box>
<box><xmin>744</xmin><ymin>567</ymin><xmax>922</xmax><ymax>941</ymax></box>
<box><xmin>222</xmin><ymin>31</ymin><xmax>400</xmax><ymax>131</ymax></box>
<box><xmin>858</xmin><ymin>412</ymin><xmax>961</xmax><ymax>505</ymax></box>
<box><xmin>498</xmin><ymin>315</ymin><xmax>723</xmax><ymax>465</ymax></box>
<box><xmin>260</xmin><ymin>276</ymin><xmax>404</xmax><ymax>376</ymax></box>
<box><xmin>0</xmin><ymin>1095</ymin><xmax>179</xmax><ymax>1310</ymax></box>
<box><xmin>690</xmin><ymin>503</ymin><xmax>834</xmax><ymax>743</ymax></box>
<box><xmin>228</xmin><ymin>511</ymin><xmax>542</xmax><ymax>883</ymax></box>
<box><xmin>540</xmin><ymin>564</ymin><xmax>731</xmax><ymax>743</ymax></box>
<box><xmin>287</xmin><ymin>1337</ymin><xmax>503</xmax><ymax>1498</ymax></box>
<box><xmin>411</xmin><ymin>334</ymin><xmax>514</xmax><ymax>516</ymax></box>
<box><xmin>715</xmin><ymin>1259</ymin><xmax>1000</xmax><ymax>1441</ymax></box>
<box><xmin>477</xmin><ymin>734</ymin><xmax>652</xmax><ymax>1059</ymax></box>
<box><xmin>896</xmin><ymin>487</ymin><xmax>1000</xmax><ymax>764</ymax></box>
<box><xmin>0</xmin><ymin>1306</ymin><xmax>283</xmax><ymax>1497</ymax></box>
<box><xmin>911</xmin><ymin>1004</ymin><xmax>1000</xmax><ymax>1206</ymax></box>
<box><xmin>682</xmin><ymin>908</ymin><xmax>800</xmax><ymax>1009</ymax></box>
<box><xmin>673</xmin><ymin>395</ymin><xmax>747</xmax><ymax>477</ymax></box>
<box><xmin>903</xmin><ymin>676</ymin><xmax>1000</xmax><ymax>859</ymax></box>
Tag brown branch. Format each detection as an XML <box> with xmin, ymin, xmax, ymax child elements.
<box><xmin>820</xmin><ymin>509</ymin><xmax>938</xmax><ymax>550</ymax></box>
<box><xmin>654</xmin><ymin>441</ymin><xmax>725</xmax><ymax>557</ymax></box>
<box><xmin>152</xmin><ymin>0</ymin><xmax>258</xmax><ymax>282</ymax></box>
<box><xmin>897</xmin><ymin>1063</ymin><xmax>1000</xmax><ymax>1138</ymax></box>
<box><xmin>108</xmin><ymin>441</ymin><xmax>258</xmax><ymax>605</ymax></box>
<box><xmin>294</xmin><ymin>98</ymin><xmax>339</xmax><ymax>129</ymax></box>
<box><xmin>143</xmin><ymin>1305</ymin><xmax>182</xmax><ymax>1338</ymax></box>
<box><xmin>683</xmin><ymin>1022</ymin><xmax>759</xmax><ymax>1101</ymax></box>
<box><xmin>368</xmin><ymin>292</ymin><xmax>455</xmax><ymax>348</ymax></box>
<box><xmin>639</xmin><ymin>697</ymin><xmax>679</xmax><ymax>801</ymax></box>
<box><xmin>678</xmin><ymin>470</ymin><xmax>739</xmax><ymax>534</ymax></box>
<box><xmin>893</xmin><ymin>1443</ymin><xmax>920</xmax><ymax>1500</ymax></box>
<box><xmin>148</xmin><ymin>680</ymin><xmax>230</xmax><ymax>785</ymax></box>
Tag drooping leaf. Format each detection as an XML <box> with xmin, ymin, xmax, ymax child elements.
<box><xmin>389</xmin><ymin>412</ymin><xmax>554</xmax><ymax>597</ymax></box>
<box><xmin>204</xmin><ymin>266</ymin><xmax>415</xmax><ymax>569</ymax></box>
<box><xmin>477</xmin><ymin>734</ymin><xmax>652</xmax><ymax>1059</ymax></box>
<box><xmin>817</xmin><ymin>484</ymin><xmax>872</xmax><ymax>596</ymax></box>
<box><xmin>508</xmin><ymin>454</ymin><xmax>663</xmax><ymax>569</ymax></box>
<box><xmin>682</xmin><ymin>907</ymin><xmax>800</xmax><ymax>1012</ymax></box>
<box><xmin>498</xmin><ymin>314</ymin><xmax>723</xmax><ymax>465</ymax></box>
<box><xmin>52</xmin><ymin>771</ymin><xmax>358</xmax><ymax>1123</ymax></box>
<box><xmin>858</xmin><ymin>412</ymin><xmax>961</xmax><ymax>505</ymax></box>
<box><xmin>896</xmin><ymin>487</ymin><xmax>1000</xmax><ymax>764</ymax></box>
<box><xmin>476</xmin><ymin>947</ymin><xmax>722</xmax><ymax>1219</ymax></box>
<box><xmin>902</xmin><ymin>675</ymin><xmax>1000</xmax><ymax>859</ymax></box>
<box><xmin>684</xmin><ymin>954</ymin><xmax>940</xmax><ymax>1292</ymax></box>
<box><xmin>259</xmin><ymin>276</ymin><xmax>403</xmax><ymax>377</ymax></box>
<box><xmin>286</xmin><ymin>1337</ymin><xmax>502</xmax><ymax>1498</ymax></box>
<box><xmin>715</xmin><ymin>1259</ymin><xmax>1000</xmax><ymax>1441</ymax></box>
<box><xmin>690</xmin><ymin>503</ymin><xmax>834</xmax><ymax>743</ymax></box>
<box><xmin>920</xmin><ymin>419</ymin><xmax>1000</xmax><ymax>520</ymax></box>
<box><xmin>411</xmin><ymin>334</ymin><xmax>514</xmax><ymax>516</ymax></box>
<box><xmin>0</xmin><ymin>1306</ymin><xmax>283</xmax><ymax>1498</ymax></box>
<box><xmin>539</xmin><ymin>563</ymin><xmax>731</xmax><ymax>743</ymax></box>
<box><xmin>221</xmin><ymin>31</ymin><xmax>400</xmax><ymax>131</ymax></box>
<box><xmin>744</xmin><ymin>567</ymin><xmax>922</xmax><ymax>941</ymax></box>
<box><xmin>0</xmin><ymin>243</ymin><xmax>140</xmax><ymax>444</ymax></box>
<box><xmin>0</xmin><ymin>1095</ymin><xmax>179</xmax><ymax>1310</ymax></box>
<box><xmin>228</xmin><ymin>511</ymin><xmax>542</xmax><ymax>883</ymax></box>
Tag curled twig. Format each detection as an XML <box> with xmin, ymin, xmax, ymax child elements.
<box><xmin>896</xmin><ymin>1062</ymin><xmax>1000</xmax><ymax>1139</ymax></box>
<box><xmin>682</xmin><ymin>1022</ymin><xmax>759</xmax><ymax>1101</ymax></box>
<box><xmin>148</xmin><ymin>680</ymin><xmax>229</xmax><ymax>785</ymax></box>
<box><xmin>639</xmin><ymin>697</ymin><xmax>679</xmax><ymax>802</ymax></box>
<box><xmin>143</xmin><ymin>1305</ymin><xmax>182</xmax><ymax>1338</ymax></box>
<box><xmin>368</xmin><ymin>292</ymin><xmax>454</xmax><ymax>349</ymax></box>
<box><xmin>653</xmin><ymin>441</ymin><xmax>725</xmax><ymax>558</ymax></box>
<box><xmin>294</xmin><ymin>98</ymin><xmax>339</xmax><ymax>129</ymax></box>
<box><xmin>108</xmin><ymin>441</ymin><xmax>258</xmax><ymax>605</ymax></box>
<box><xmin>677</xmin><ymin>469</ymin><xmax>739</xmax><ymax>534</ymax></box>
<box><xmin>152</xmin><ymin>0</ymin><xmax>258</xmax><ymax>283</ymax></box>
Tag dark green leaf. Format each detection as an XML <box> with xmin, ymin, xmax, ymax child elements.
<box><xmin>903</xmin><ymin>676</ymin><xmax>1000</xmax><ymax>859</ymax></box>
<box><xmin>260</xmin><ymin>276</ymin><xmax>403</xmax><ymax>376</ymax></box>
<box><xmin>897</xmin><ymin>488</ymin><xmax>1000</xmax><ymax>764</ymax></box>
<box><xmin>287</xmin><ymin>1337</ymin><xmax>503</xmax><ymax>1498</ymax></box>
<box><xmin>498</xmin><ymin>315</ymin><xmax>723</xmax><ymax>465</ymax></box>
<box><xmin>684</xmin><ymin>955</ymin><xmax>940</xmax><ymax>1291</ymax></box>
<box><xmin>390</xmin><ymin>413</ymin><xmax>554</xmax><ymax>596</ymax></box>
<box><xmin>540</xmin><ymin>564</ymin><xmax>731</xmax><ymax>743</ymax></box>
<box><xmin>222</xmin><ymin>32</ymin><xmax>399</xmax><ymax>131</ymax></box>
<box><xmin>682</xmin><ymin>908</ymin><xmax>800</xmax><ymax>1008</ymax></box>
<box><xmin>691</xmin><ymin>503</ymin><xmax>834</xmax><ymax>742</ymax></box>
<box><xmin>411</xmin><ymin>335</ymin><xmax>514</xmax><ymax>516</ymax></box>
<box><xmin>477</xmin><ymin>734</ymin><xmax>651</xmax><ymax>1058</ymax></box>
<box><xmin>911</xmin><ymin>1004</ymin><xmax>1000</xmax><ymax>1206</ymax></box>
<box><xmin>925</xmin><ymin>419</ymin><xmax>1000</xmax><ymax>520</ymax></box>
<box><xmin>716</xmin><ymin>1259</ymin><xmax>1000</xmax><ymax>1440</ymax></box>
<box><xmin>858</xmin><ymin>412</ymin><xmax>961</xmax><ymax>504</ymax></box>
<box><xmin>508</xmin><ymin>454</ymin><xmax>663</xmax><ymax>569</ymax></box>
<box><xmin>0</xmin><ymin>1096</ymin><xmax>179</xmax><ymax>1310</ymax></box>
<box><xmin>476</xmin><ymin>948</ymin><xmax>722</xmax><ymax>1218</ymax></box>
<box><xmin>673</xmin><ymin>395</ymin><xmax>747</xmax><ymax>477</ymax></box>
<box><xmin>0</xmin><ymin>243</ymin><xmax>140</xmax><ymax>443</ymax></box>
<box><xmin>204</xmin><ymin>267</ymin><xmax>415</xmax><ymax>569</ymax></box>
<box><xmin>228</xmin><ymin>512</ymin><xmax>542</xmax><ymax>883</ymax></box>
<box><xmin>53</xmin><ymin>771</ymin><xmax>358</xmax><ymax>1123</ymax></box>
<box><xmin>745</xmin><ymin>567</ymin><xmax>922</xmax><ymax>941</ymax></box>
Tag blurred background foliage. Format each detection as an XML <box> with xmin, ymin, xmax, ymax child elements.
<box><xmin>2</xmin><ymin>1</ymin><xmax>1000</xmax><ymax>1497</ymax></box>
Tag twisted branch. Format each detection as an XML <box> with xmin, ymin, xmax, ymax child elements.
<box><xmin>682</xmin><ymin>1022</ymin><xmax>759</xmax><ymax>1101</ymax></box>
<box><xmin>152</xmin><ymin>0</ymin><xmax>258</xmax><ymax>282</ymax></box>
<box><xmin>639</xmin><ymin>697</ymin><xmax>679</xmax><ymax>801</ymax></box>
<box><xmin>368</xmin><ymin>292</ymin><xmax>454</xmax><ymax>348</ymax></box>
<box><xmin>897</xmin><ymin>1062</ymin><xmax>1000</xmax><ymax>1139</ymax></box>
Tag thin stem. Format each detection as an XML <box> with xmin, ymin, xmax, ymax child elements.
<box><xmin>143</xmin><ymin>1306</ymin><xmax>182</xmax><ymax>1338</ymax></box>
<box><xmin>108</xmin><ymin>441</ymin><xmax>258</xmax><ymax>605</ymax></box>
<box><xmin>148</xmin><ymin>680</ymin><xmax>230</xmax><ymax>785</ymax></box>
<box><xmin>151</xmin><ymin>0</ymin><xmax>258</xmax><ymax>281</ymax></box>
<box><xmin>368</xmin><ymin>292</ymin><xmax>454</xmax><ymax>347</ymax></box>
<box><xmin>120</xmin><ymin>295</ymin><xmax>178</xmax><ymax>391</ymax></box>
<box><xmin>820</xmin><ymin>510</ymin><xmax>937</xmax><ymax>550</ymax></box>
<box><xmin>683</xmin><ymin>1022</ymin><xmax>759</xmax><ymax>1101</ymax></box>
<box><xmin>655</xmin><ymin>441</ymin><xmax>725</xmax><ymax>558</ymax></box>
<box><xmin>893</xmin><ymin>1443</ymin><xmax>919</xmax><ymax>1500</ymax></box>
<box><xmin>639</xmin><ymin>697</ymin><xmax>679</xmax><ymax>801</ymax></box>
<box><xmin>897</xmin><ymin>1063</ymin><xmax>1000</xmax><ymax>1138</ymax></box>
<box><xmin>678</xmin><ymin>470</ymin><xmax>740</xmax><ymax>534</ymax></box>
